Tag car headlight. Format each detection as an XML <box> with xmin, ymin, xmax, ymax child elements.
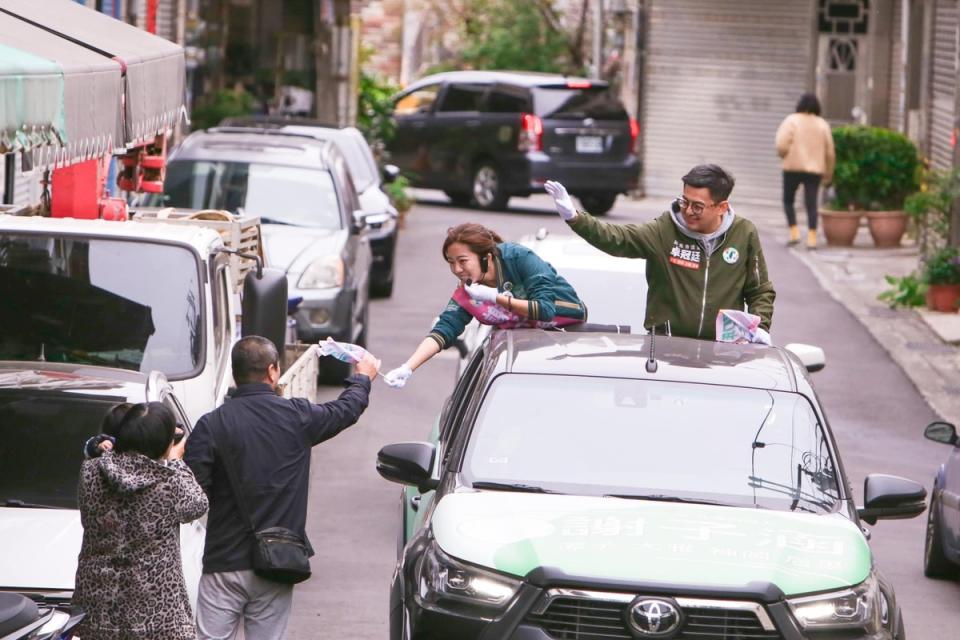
<box><xmin>414</xmin><ymin>539</ymin><xmax>521</xmax><ymax>618</ymax></box>
<box><xmin>297</xmin><ymin>256</ymin><xmax>344</xmax><ymax>289</ymax></box>
<box><xmin>788</xmin><ymin>573</ymin><xmax>882</xmax><ymax>632</ymax></box>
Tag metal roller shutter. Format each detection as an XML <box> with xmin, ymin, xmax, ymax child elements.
<box><xmin>927</xmin><ymin>0</ymin><xmax>958</xmax><ymax>170</ymax></box>
<box><xmin>642</xmin><ymin>0</ymin><xmax>814</xmax><ymax>204</ymax></box>
<box><xmin>155</xmin><ymin>0</ymin><xmax>177</xmax><ymax>43</ymax></box>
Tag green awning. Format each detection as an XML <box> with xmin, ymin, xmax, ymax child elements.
<box><xmin>0</xmin><ymin>42</ymin><xmax>65</xmax><ymax>156</ymax></box>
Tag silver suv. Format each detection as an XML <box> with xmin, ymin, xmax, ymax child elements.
<box><xmin>155</xmin><ymin>128</ymin><xmax>373</xmax><ymax>380</ymax></box>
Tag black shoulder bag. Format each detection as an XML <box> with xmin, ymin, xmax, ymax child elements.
<box><xmin>210</xmin><ymin>413</ymin><xmax>312</xmax><ymax>584</ymax></box>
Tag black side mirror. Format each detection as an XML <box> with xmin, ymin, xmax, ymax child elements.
<box><xmin>382</xmin><ymin>164</ymin><xmax>400</xmax><ymax>184</ymax></box>
<box><xmin>242</xmin><ymin>267</ymin><xmax>288</xmax><ymax>356</ymax></box>
<box><xmin>924</xmin><ymin>421</ymin><xmax>958</xmax><ymax>446</ymax></box>
<box><xmin>377</xmin><ymin>442</ymin><xmax>438</xmax><ymax>492</ymax></box>
<box><xmin>857</xmin><ymin>474</ymin><xmax>927</xmax><ymax>525</ymax></box>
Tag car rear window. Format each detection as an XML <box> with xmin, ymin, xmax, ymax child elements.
<box><xmin>533</xmin><ymin>85</ymin><xmax>628</xmax><ymax>120</ymax></box>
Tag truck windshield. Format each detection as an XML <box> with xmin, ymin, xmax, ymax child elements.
<box><xmin>0</xmin><ymin>234</ymin><xmax>203</xmax><ymax>376</ymax></box>
<box><xmin>160</xmin><ymin>161</ymin><xmax>344</xmax><ymax>229</ymax></box>
<box><xmin>464</xmin><ymin>375</ymin><xmax>841</xmax><ymax>513</ymax></box>
<box><xmin>0</xmin><ymin>390</ymin><xmax>122</xmax><ymax>509</ymax></box>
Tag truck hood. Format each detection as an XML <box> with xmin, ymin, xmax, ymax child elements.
<box><xmin>260</xmin><ymin>225</ymin><xmax>345</xmax><ymax>274</ymax></box>
<box><xmin>0</xmin><ymin>508</ymin><xmax>82</xmax><ymax>590</ymax></box>
<box><xmin>431</xmin><ymin>492</ymin><xmax>871</xmax><ymax>597</ymax></box>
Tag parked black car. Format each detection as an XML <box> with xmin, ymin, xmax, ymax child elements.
<box><xmin>386</xmin><ymin>70</ymin><xmax>640</xmax><ymax>214</ymax></box>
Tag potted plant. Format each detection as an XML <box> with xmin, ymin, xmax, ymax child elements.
<box><xmin>923</xmin><ymin>246</ymin><xmax>960</xmax><ymax>312</ymax></box>
<box><xmin>825</xmin><ymin>126</ymin><xmax>920</xmax><ymax>247</ymax></box>
<box><xmin>385</xmin><ymin>175</ymin><xmax>414</xmax><ymax>228</ymax></box>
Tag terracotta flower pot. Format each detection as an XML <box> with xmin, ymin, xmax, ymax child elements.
<box><xmin>820</xmin><ymin>209</ymin><xmax>862</xmax><ymax>246</ymax></box>
<box><xmin>926</xmin><ymin>284</ymin><xmax>960</xmax><ymax>313</ymax></box>
<box><xmin>865</xmin><ymin>210</ymin><xmax>908</xmax><ymax>248</ymax></box>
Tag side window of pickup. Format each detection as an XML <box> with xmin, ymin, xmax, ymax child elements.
<box><xmin>162</xmin><ymin>392</ymin><xmax>193</xmax><ymax>432</ymax></box>
<box><xmin>439</xmin><ymin>347</ymin><xmax>485</xmax><ymax>447</ymax></box>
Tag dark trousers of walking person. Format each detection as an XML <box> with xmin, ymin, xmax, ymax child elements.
<box><xmin>783</xmin><ymin>171</ymin><xmax>821</xmax><ymax>248</ymax></box>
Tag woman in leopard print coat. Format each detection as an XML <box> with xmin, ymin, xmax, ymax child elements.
<box><xmin>74</xmin><ymin>402</ymin><xmax>208</xmax><ymax>640</ymax></box>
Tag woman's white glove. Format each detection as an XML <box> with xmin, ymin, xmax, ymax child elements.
<box><xmin>751</xmin><ymin>328</ymin><xmax>772</xmax><ymax>346</ymax></box>
<box><xmin>465</xmin><ymin>282</ymin><xmax>499</xmax><ymax>303</ymax></box>
<box><xmin>384</xmin><ymin>364</ymin><xmax>413</xmax><ymax>388</ymax></box>
<box><xmin>544</xmin><ymin>180</ymin><xmax>577</xmax><ymax>221</ymax></box>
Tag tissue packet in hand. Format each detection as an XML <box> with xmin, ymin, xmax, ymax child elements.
<box><xmin>715</xmin><ymin>310</ymin><xmax>771</xmax><ymax>345</ymax></box>
<box><xmin>319</xmin><ymin>337</ymin><xmax>373</xmax><ymax>364</ymax></box>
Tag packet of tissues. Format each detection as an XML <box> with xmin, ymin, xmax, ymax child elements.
<box><xmin>715</xmin><ymin>310</ymin><xmax>772</xmax><ymax>345</ymax></box>
<box><xmin>319</xmin><ymin>337</ymin><xmax>381</xmax><ymax>369</ymax></box>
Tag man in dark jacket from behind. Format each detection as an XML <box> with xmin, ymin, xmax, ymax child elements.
<box><xmin>185</xmin><ymin>335</ymin><xmax>378</xmax><ymax>640</ymax></box>
<box><xmin>545</xmin><ymin>164</ymin><xmax>775</xmax><ymax>341</ymax></box>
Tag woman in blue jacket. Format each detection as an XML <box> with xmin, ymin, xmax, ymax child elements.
<box><xmin>384</xmin><ymin>223</ymin><xmax>586</xmax><ymax>388</ymax></box>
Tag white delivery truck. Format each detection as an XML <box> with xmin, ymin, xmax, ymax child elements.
<box><xmin>0</xmin><ymin>208</ymin><xmax>324</xmax><ymax>609</ymax></box>
<box><xmin>0</xmin><ymin>208</ymin><xmax>312</xmax><ymax>425</ymax></box>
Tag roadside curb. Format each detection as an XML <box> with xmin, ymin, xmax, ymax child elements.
<box><xmin>788</xmin><ymin>244</ymin><xmax>960</xmax><ymax>426</ymax></box>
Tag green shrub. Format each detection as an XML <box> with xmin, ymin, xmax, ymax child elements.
<box><xmin>357</xmin><ymin>69</ymin><xmax>399</xmax><ymax>155</ymax></box>
<box><xmin>877</xmin><ymin>273</ymin><xmax>927</xmax><ymax>308</ymax></box>
<box><xmin>831</xmin><ymin>126</ymin><xmax>920</xmax><ymax>211</ymax></box>
<box><xmin>191</xmin><ymin>89</ymin><xmax>255</xmax><ymax>131</ymax></box>
<box><xmin>923</xmin><ymin>246</ymin><xmax>960</xmax><ymax>285</ymax></box>
<box><xmin>385</xmin><ymin>175</ymin><xmax>414</xmax><ymax>213</ymax></box>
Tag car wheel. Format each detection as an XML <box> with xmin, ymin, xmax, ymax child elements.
<box><xmin>371</xmin><ymin>274</ymin><xmax>394</xmax><ymax>298</ymax></box>
<box><xmin>471</xmin><ymin>163</ymin><xmax>509</xmax><ymax>210</ymax></box>
<box><xmin>577</xmin><ymin>192</ymin><xmax>618</xmax><ymax>216</ymax></box>
<box><xmin>923</xmin><ymin>488</ymin><xmax>955</xmax><ymax>578</ymax></box>
<box><xmin>443</xmin><ymin>190</ymin><xmax>471</xmax><ymax>207</ymax></box>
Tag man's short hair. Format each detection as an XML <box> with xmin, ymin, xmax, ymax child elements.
<box><xmin>114</xmin><ymin>402</ymin><xmax>176</xmax><ymax>460</ymax></box>
<box><xmin>682</xmin><ymin>164</ymin><xmax>735</xmax><ymax>202</ymax></box>
<box><xmin>232</xmin><ymin>336</ymin><xmax>279</xmax><ymax>385</ymax></box>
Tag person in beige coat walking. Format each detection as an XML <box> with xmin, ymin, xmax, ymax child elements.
<box><xmin>775</xmin><ymin>93</ymin><xmax>835</xmax><ymax>249</ymax></box>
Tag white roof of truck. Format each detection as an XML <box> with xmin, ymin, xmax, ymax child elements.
<box><xmin>0</xmin><ymin>215</ymin><xmax>223</xmax><ymax>255</ymax></box>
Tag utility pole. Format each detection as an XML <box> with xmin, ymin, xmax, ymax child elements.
<box><xmin>592</xmin><ymin>0</ymin><xmax>603</xmax><ymax>78</ymax></box>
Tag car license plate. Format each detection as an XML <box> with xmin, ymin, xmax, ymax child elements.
<box><xmin>575</xmin><ymin>135</ymin><xmax>603</xmax><ymax>153</ymax></box>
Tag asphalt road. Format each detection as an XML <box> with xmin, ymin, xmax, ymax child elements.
<box><xmin>288</xmin><ymin>191</ymin><xmax>960</xmax><ymax>639</ymax></box>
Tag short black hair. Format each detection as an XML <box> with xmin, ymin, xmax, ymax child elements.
<box><xmin>100</xmin><ymin>402</ymin><xmax>133</xmax><ymax>437</ymax></box>
<box><xmin>232</xmin><ymin>335</ymin><xmax>279</xmax><ymax>385</ymax></box>
<box><xmin>114</xmin><ymin>402</ymin><xmax>175</xmax><ymax>460</ymax></box>
<box><xmin>796</xmin><ymin>93</ymin><xmax>821</xmax><ymax>115</ymax></box>
<box><xmin>682</xmin><ymin>164</ymin><xmax>735</xmax><ymax>202</ymax></box>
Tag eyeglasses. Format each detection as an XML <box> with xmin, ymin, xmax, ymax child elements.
<box><xmin>677</xmin><ymin>196</ymin><xmax>717</xmax><ymax>216</ymax></box>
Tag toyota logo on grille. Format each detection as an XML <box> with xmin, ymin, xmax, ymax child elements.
<box><xmin>626</xmin><ymin>598</ymin><xmax>682</xmax><ymax>638</ymax></box>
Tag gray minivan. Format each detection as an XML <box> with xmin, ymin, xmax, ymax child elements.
<box><xmin>387</xmin><ymin>70</ymin><xmax>640</xmax><ymax>214</ymax></box>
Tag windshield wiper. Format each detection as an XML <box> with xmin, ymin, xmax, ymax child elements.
<box><xmin>3</xmin><ymin>499</ymin><xmax>65</xmax><ymax>509</ymax></box>
<box><xmin>603</xmin><ymin>493</ymin><xmax>742</xmax><ymax>508</ymax></box>
<box><xmin>471</xmin><ymin>481</ymin><xmax>561</xmax><ymax>494</ymax></box>
<box><xmin>257</xmin><ymin>217</ymin><xmax>297</xmax><ymax>226</ymax></box>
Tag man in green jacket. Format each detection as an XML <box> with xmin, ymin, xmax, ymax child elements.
<box><xmin>544</xmin><ymin>164</ymin><xmax>775</xmax><ymax>341</ymax></box>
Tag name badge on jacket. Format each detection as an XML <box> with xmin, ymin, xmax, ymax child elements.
<box><xmin>668</xmin><ymin>241</ymin><xmax>702</xmax><ymax>270</ymax></box>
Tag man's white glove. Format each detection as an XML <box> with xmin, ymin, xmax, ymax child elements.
<box><xmin>544</xmin><ymin>180</ymin><xmax>577</xmax><ymax>221</ymax></box>
<box><xmin>465</xmin><ymin>282</ymin><xmax>499</xmax><ymax>303</ymax></box>
<box><xmin>384</xmin><ymin>364</ymin><xmax>413</xmax><ymax>388</ymax></box>
<box><xmin>751</xmin><ymin>328</ymin><xmax>772</xmax><ymax>346</ymax></box>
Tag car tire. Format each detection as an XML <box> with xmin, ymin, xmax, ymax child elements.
<box><xmin>371</xmin><ymin>275</ymin><xmax>394</xmax><ymax>298</ymax></box>
<box><xmin>923</xmin><ymin>488</ymin><xmax>955</xmax><ymax>578</ymax></box>
<box><xmin>444</xmin><ymin>190</ymin><xmax>471</xmax><ymax>208</ymax></box>
<box><xmin>577</xmin><ymin>192</ymin><xmax>618</xmax><ymax>216</ymax></box>
<box><xmin>471</xmin><ymin>163</ymin><xmax>509</xmax><ymax>211</ymax></box>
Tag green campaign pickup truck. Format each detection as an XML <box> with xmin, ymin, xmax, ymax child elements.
<box><xmin>377</xmin><ymin>329</ymin><xmax>925</xmax><ymax>640</ymax></box>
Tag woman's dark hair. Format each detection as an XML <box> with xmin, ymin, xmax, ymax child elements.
<box><xmin>100</xmin><ymin>402</ymin><xmax>133</xmax><ymax>437</ymax></box>
<box><xmin>796</xmin><ymin>93</ymin><xmax>822</xmax><ymax>115</ymax></box>
<box><xmin>114</xmin><ymin>402</ymin><xmax>176</xmax><ymax>460</ymax></box>
<box><xmin>442</xmin><ymin>223</ymin><xmax>503</xmax><ymax>261</ymax></box>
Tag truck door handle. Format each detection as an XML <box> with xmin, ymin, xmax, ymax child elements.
<box><xmin>412</xmin><ymin>122</ymin><xmax>426</xmax><ymax>129</ymax></box>
<box><xmin>466</xmin><ymin>120</ymin><xmax>481</xmax><ymax>128</ymax></box>
<box><xmin>410</xmin><ymin>495</ymin><xmax>421</xmax><ymax>512</ymax></box>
